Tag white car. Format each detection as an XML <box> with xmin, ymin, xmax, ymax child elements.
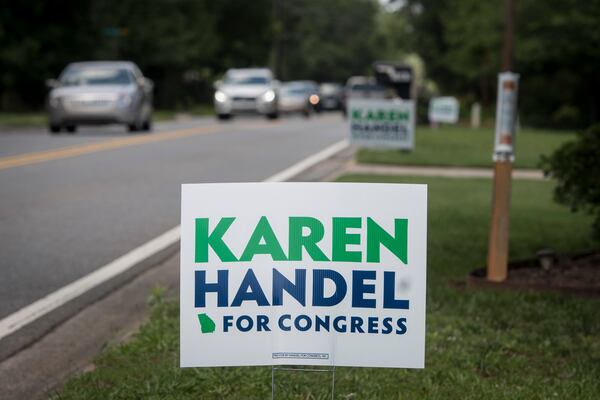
<box><xmin>47</xmin><ymin>61</ymin><xmax>153</xmax><ymax>133</ymax></box>
<box><xmin>213</xmin><ymin>68</ymin><xmax>279</xmax><ymax>120</ymax></box>
<box><xmin>278</xmin><ymin>82</ymin><xmax>313</xmax><ymax>117</ymax></box>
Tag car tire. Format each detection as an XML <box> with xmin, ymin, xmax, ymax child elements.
<box><xmin>142</xmin><ymin>118</ymin><xmax>152</xmax><ymax>132</ymax></box>
<box><xmin>66</xmin><ymin>125</ymin><xmax>77</xmax><ymax>133</ymax></box>
<box><xmin>217</xmin><ymin>114</ymin><xmax>231</xmax><ymax>121</ymax></box>
<box><xmin>49</xmin><ymin>124</ymin><xmax>61</xmax><ymax>134</ymax></box>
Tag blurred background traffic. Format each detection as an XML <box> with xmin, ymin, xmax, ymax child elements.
<box><xmin>1</xmin><ymin>0</ymin><xmax>598</xmax><ymax>131</ymax></box>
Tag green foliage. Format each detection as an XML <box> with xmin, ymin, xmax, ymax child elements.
<box><xmin>517</xmin><ymin>0</ymin><xmax>600</xmax><ymax>129</ymax></box>
<box><xmin>0</xmin><ymin>0</ymin><xmax>273</xmax><ymax>110</ymax></box>
<box><xmin>272</xmin><ymin>0</ymin><xmax>378</xmax><ymax>82</ymax></box>
<box><xmin>442</xmin><ymin>0</ymin><xmax>502</xmax><ymax>104</ymax></box>
<box><xmin>403</xmin><ymin>0</ymin><xmax>600</xmax><ymax>128</ymax></box>
<box><xmin>542</xmin><ymin>124</ymin><xmax>600</xmax><ymax>239</ymax></box>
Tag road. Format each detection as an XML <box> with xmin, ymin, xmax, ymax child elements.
<box><xmin>0</xmin><ymin>114</ymin><xmax>346</xmax><ymax>323</ymax></box>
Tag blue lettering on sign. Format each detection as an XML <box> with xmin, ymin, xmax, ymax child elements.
<box><xmin>231</xmin><ymin>269</ymin><xmax>269</xmax><ymax>307</ymax></box>
<box><xmin>383</xmin><ymin>271</ymin><xmax>409</xmax><ymax>309</ymax></box>
<box><xmin>194</xmin><ymin>268</ymin><xmax>410</xmax><ymax>310</ymax></box>
<box><xmin>312</xmin><ymin>269</ymin><xmax>347</xmax><ymax>307</ymax></box>
<box><xmin>220</xmin><ymin>314</ymin><xmax>409</xmax><ymax>335</ymax></box>
<box><xmin>272</xmin><ymin>269</ymin><xmax>306</xmax><ymax>306</ymax></box>
<box><xmin>195</xmin><ymin>270</ymin><xmax>228</xmax><ymax>307</ymax></box>
<box><xmin>352</xmin><ymin>270</ymin><xmax>376</xmax><ymax>308</ymax></box>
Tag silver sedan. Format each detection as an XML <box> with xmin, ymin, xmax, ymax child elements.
<box><xmin>47</xmin><ymin>61</ymin><xmax>153</xmax><ymax>133</ymax></box>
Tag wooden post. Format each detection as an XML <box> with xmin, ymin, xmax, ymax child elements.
<box><xmin>487</xmin><ymin>0</ymin><xmax>515</xmax><ymax>282</ymax></box>
<box><xmin>487</xmin><ymin>159</ymin><xmax>512</xmax><ymax>281</ymax></box>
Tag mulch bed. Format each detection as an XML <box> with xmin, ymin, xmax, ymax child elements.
<box><xmin>468</xmin><ymin>250</ymin><xmax>600</xmax><ymax>297</ymax></box>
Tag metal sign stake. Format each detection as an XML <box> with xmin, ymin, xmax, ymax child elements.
<box><xmin>271</xmin><ymin>365</ymin><xmax>336</xmax><ymax>400</ymax></box>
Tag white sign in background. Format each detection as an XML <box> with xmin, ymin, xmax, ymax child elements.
<box><xmin>347</xmin><ymin>98</ymin><xmax>416</xmax><ymax>150</ymax></box>
<box><xmin>180</xmin><ymin>183</ymin><xmax>427</xmax><ymax>369</ymax></box>
<box><xmin>428</xmin><ymin>96</ymin><xmax>460</xmax><ymax>124</ymax></box>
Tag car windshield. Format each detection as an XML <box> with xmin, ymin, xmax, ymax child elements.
<box><xmin>224</xmin><ymin>75</ymin><xmax>268</xmax><ymax>85</ymax></box>
<box><xmin>351</xmin><ymin>83</ymin><xmax>385</xmax><ymax>92</ymax></box>
<box><xmin>60</xmin><ymin>68</ymin><xmax>133</xmax><ymax>86</ymax></box>
<box><xmin>320</xmin><ymin>84</ymin><xmax>341</xmax><ymax>94</ymax></box>
<box><xmin>282</xmin><ymin>85</ymin><xmax>307</xmax><ymax>96</ymax></box>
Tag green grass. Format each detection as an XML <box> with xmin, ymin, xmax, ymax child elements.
<box><xmin>54</xmin><ymin>176</ymin><xmax>599</xmax><ymax>399</ymax></box>
<box><xmin>357</xmin><ymin>125</ymin><xmax>576</xmax><ymax>169</ymax></box>
<box><xmin>0</xmin><ymin>112</ymin><xmax>48</xmax><ymax>127</ymax></box>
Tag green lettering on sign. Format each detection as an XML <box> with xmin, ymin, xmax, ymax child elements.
<box><xmin>240</xmin><ymin>216</ymin><xmax>288</xmax><ymax>261</ymax></box>
<box><xmin>332</xmin><ymin>217</ymin><xmax>362</xmax><ymax>262</ymax></box>
<box><xmin>195</xmin><ymin>218</ymin><xmax>238</xmax><ymax>263</ymax></box>
<box><xmin>366</xmin><ymin>218</ymin><xmax>408</xmax><ymax>264</ymax></box>
<box><xmin>288</xmin><ymin>217</ymin><xmax>329</xmax><ymax>261</ymax></box>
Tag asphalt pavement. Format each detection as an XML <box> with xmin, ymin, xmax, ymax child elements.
<box><xmin>0</xmin><ymin>114</ymin><xmax>346</xmax><ymax>324</ymax></box>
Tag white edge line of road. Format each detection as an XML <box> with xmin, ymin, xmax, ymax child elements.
<box><xmin>0</xmin><ymin>139</ymin><xmax>349</xmax><ymax>341</ymax></box>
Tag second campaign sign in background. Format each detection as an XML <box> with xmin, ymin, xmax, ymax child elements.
<box><xmin>180</xmin><ymin>183</ymin><xmax>427</xmax><ymax>368</ymax></box>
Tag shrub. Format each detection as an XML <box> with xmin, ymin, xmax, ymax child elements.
<box><xmin>541</xmin><ymin>124</ymin><xmax>600</xmax><ymax>240</ymax></box>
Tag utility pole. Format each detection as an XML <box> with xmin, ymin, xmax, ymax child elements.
<box><xmin>487</xmin><ymin>0</ymin><xmax>518</xmax><ymax>282</ymax></box>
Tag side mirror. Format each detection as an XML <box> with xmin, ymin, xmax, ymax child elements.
<box><xmin>45</xmin><ymin>79</ymin><xmax>59</xmax><ymax>89</ymax></box>
<box><xmin>213</xmin><ymin>80</ymin><xmax>223</xmax><ymax>89</ymax></box>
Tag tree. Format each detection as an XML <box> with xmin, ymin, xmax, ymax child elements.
<box><xmin>0</xmin><ymin>0</ymin><xmax>96</xmax><ymax>110</ymax></box>
<box><xmin>517</xmin><ymin>0</ymin><xmax>600</xmax><ymax>128</ymax></box>
<box><xmin>541</xmin><ymin>124</ymin><xmax>600</xmax><ymax>239</ymax></box>
<box><xmin>272</xmin><ymin>0</ymin><xmax>378</xmax><ymax>82</ymax></box>
<box><xmin>400</xmin><ymin>0</ymin><xmax>600</xmax><ymax>128</ymax></box>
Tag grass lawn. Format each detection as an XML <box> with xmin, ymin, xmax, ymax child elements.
<box><xmin>55</xmin><ymin>175</ymin><xmax>599</xmax><ymax>399</ymax></box>
<box><xmin>0</xmin><ymin>112</ymin><xmax>48</xmax><ymax>128</ymax></box>
<box><xmin>356</xmin><ymin>125</ymin><xmax>576</xmax><ymax>170</ymax></box>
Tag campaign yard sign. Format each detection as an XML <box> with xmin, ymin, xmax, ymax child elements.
<box><xmin>347</xmin><ymin>99</ymin><xmax>415</xmax><ymax>150</ymax></box>
<box><xmin>428</xmin><ymin>97</ymin><xmax>460</xmax><ymax>124</ymax></box>
<box><xmin>180</xmin><ymin>183</ymin><xmax>427</xmax><ymax>369</ymax></box>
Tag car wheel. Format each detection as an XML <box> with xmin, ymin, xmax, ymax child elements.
<box><xmin>66</xmin><ymin>125</ymin><xmax>77</xmax><ymax>133</ymax></box>
<box><xmin>49</xmin><ymin>124</ymin><xmax>61</xmax><ymax>134</ymax></box>
<box><xmin>142</xmin><ymin>118</ymin><xmax>152</xmax><ymax>132</ymax></box>
<box><xmin>217</xmin><ymin>114</ymin><xmax>231</xmax><ymax>121</ymax></box>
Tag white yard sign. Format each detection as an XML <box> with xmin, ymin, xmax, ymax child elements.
<box><xmin>428</xmin><ymin>96</ymin><xmax>460</xmax><ymax>124</ymax></box>
<box><xmin>347</xmin><ymin>99</ymin><xmax>415</xmax><ymax>149</ymax></box>
<box><xmin>180</xmin><ymin>183</ymin><xmax>427</xmax><ymax>369</ymax></box>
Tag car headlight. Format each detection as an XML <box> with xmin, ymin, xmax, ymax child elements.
<box><xmin>117</xmin><ymin>93</ymin><xmax>133</xmax><ymax>107</ymax></box>
<box><xmin>214</xmin><ymin>90</ymin><xmax>227</xmax><ymax>103</ymax></box>
<box><xmin>263</xmin><ymin>90</ymin><xmax>276</xmax><ymax>103</ymax></box>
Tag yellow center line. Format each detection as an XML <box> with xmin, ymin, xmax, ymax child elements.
<box><xmin>0</xmin><ymin>118</ymin><xmax>288</xmax><ymax>171</ymax></box>
<box><xmin>0</xmin><ymin>126</ymin><xmax>221</xmax><ymax>171</ymax></box>
<box><xmin>0</xmin><ymin>116</ymin><xmax>327</xmax><ymax>171</ymax></box>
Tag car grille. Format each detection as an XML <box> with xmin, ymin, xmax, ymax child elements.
<box><xmin>64</xmin><ymin>97</ymin><xmax>116</xmax><ymax>112</ymax></box>
<box><xmin>232</xmin><ymin>96</ymin><xmax>256</xmax><ymax>102</ymax></box>
<box><xmin>69</xmin><ymin>99</ymin><xmax>114</xmax><ymax>107</ymax></box>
